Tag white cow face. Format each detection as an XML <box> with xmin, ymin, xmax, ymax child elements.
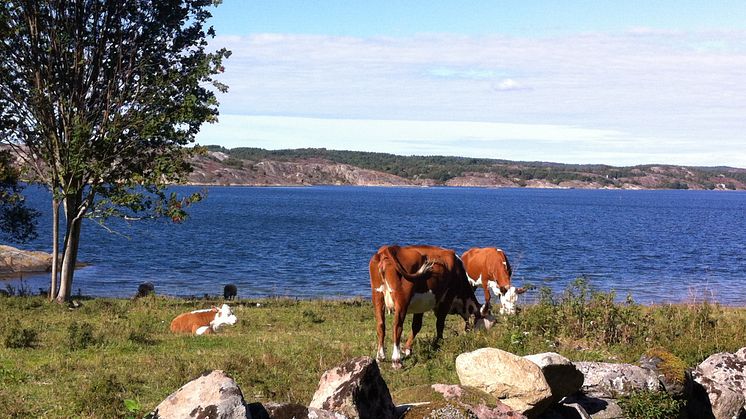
<box><xmin>211</xmin><ymin>304</ymin><xmax>238</xmax><ymax>331</ymax></box>
<box><xmin>499</xmin><ymin>286</ymin><xmax>520</xmax><ymax>315</ymax></box>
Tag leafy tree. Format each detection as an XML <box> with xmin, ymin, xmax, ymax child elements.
<box><xmin>0</xmin><ymin>1</ymin><xmax>229</xmax><ymax>302</ymax></box>
<box><xmin>0</xmin><ymin>149</ymin><xmax>38</xmax><ymax>242</ymax></box>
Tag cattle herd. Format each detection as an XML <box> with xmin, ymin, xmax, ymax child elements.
<box><xmin>369</xmin><ymin>245</ymin><xmax>524</xmax><ymax>369</ymax></box>
<box><xmin>168</xmin><ymin>245</ymin><xmax>523</xmax><ymax>370</ymax></box>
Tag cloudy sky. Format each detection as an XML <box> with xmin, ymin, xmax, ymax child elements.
<box><xmin>197</xmin><ymin>1</ymin><xmax>746</xmax><ymax>167</ymax></box>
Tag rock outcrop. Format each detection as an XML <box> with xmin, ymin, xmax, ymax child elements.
<box><xmin>309</xmin><ymin>356</ymin><xmax>396</xmax><ymax>419</ymax></box>
<box><xmin>576</xmin><ymin>362</ymin><xmax>662</xmax><ymax>399</ymax></box>
<box><xmin>150</xmin><ymin>370</ymin><xmax>250</xmax><ymax>419</ymax></box>
<box><xmin>687</xmin><ymin>348</ymin><xmax>746</xmax><ymax>419</ymax></box>
<box><xmin>456</xmin><ymin>348</ymin><xmax>553</xmax><ymax>418</ymax></box>
<box><xmin>0</xmin><ymin>245</ymin><xmax>53</xmax><ymax>276</ymax></box>
<box><xmin>393</xmin><ymin>384</ymin><xmax>525</xmax><ymax>418</ymax></box>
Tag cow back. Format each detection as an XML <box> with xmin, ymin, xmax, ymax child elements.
<box><xmin>170</xmin><ymin>309</ymin><xmax>217</xmax><ymax>333</ymax></box>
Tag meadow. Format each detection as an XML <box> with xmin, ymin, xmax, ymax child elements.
<box><xmin>1</xmin><ymin>279</ymin><xmax>745</xmax><ymax>418</ymax></box>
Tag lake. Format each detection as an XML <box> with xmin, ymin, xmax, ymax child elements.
<box><xmin>5</xmin><ymin>186</ymin><xmax>746</xmax><ymax>305</ymax></box>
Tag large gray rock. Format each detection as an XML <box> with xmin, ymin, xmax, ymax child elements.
<box><xmin>525</xmin><ymin>352</ymin><xmax>584</xmax><ymax>403</ymax></box>
<box><xmin>309</xmin><ymin>356</ymin><xmax>396</xmax><ymax>419</ymax></box>
<box><xmin>576</xmin><ymin>362</ymin><xmax>662</xmax><ymax>399</ymax></box>
<box><xmin>456</xmin><ymin>348</ymin><xmax>552</xmax><ymax>418</ymax></box>
<box><xmin>638</xmin><ymin>349</ymin><xmax>687</xmax><ymax>397</ymax></box>
<box><xmin>151</xmin><ymin>370</ymin><xmax>250</xmax><ymax>419</ymax></box>
<box><xmin>687</xmin><ymin>348</ymin><xmax>746</xmax><ymax>419</ymax></box>
<box><xmin>0</xmin><ymin>245</ymin><xmax>52</xmax><ymax>274</ymax></box>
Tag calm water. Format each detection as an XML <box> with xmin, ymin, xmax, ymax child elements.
<box><xmin>5</xmin><ymin>186</ymin><xmax>746</xmax><ymax>305</ymax></box>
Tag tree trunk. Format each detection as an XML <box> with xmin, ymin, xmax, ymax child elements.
<box><xmin>55</xmin><ymin>194</ymin><xmax>84</xmax><ymax>303</ymax></box>
<box><xmin>50</xmin><ymin>197</ymin><xmax>59</xmax><ymax>301</ymax></box>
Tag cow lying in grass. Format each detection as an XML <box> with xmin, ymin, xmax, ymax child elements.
<box><xmin>170</xmin><ymin>304</ymin><xmax>237</xmax><ymax>335</ymax></box>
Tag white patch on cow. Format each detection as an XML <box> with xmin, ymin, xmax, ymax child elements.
<box><xmin>374</xmin><ymin>285</ymin><xmax>385</xmax><ymax>293</ymax></box>
<box><xmin>407</xmin><ymin>291</ymin><xmax>436</xmax><ymax>314</ymax></box>
<box><xmin>403</xmin><ymin>347</ymin><xmax>411</xmax><ymax>357</ymax></box>
<box><xmin>210</xmin><ymin>304</ymin><xmax>238</xmax><ymax>331</ymax></box>
<box><xmin>499</xmin><ymin>286</ymin><xmax>520</xmax><ymax>315</ymax></box>
<box><xmin>190</xmin><ymin>308</ymin><xmax>214</xmax><ymax>314</ymax></box>
<box><xmin>392</xmin><ymin>344</ymin><xmax>402</xmax><ymax>363</ymax></box>
<box><xmin>488</xmin><ymin>280</ymin><xmax>501</xmax><ymax>296</ymax></box>
<box><xmin>466</xmin><ymin>273</ymin><xmax>482</xmax><ymax>288</ymax></box>
<box><xmin>382</xmin><ymin>281</ymin><xmax>395</xmax><ymax>312</ymax></box>
<box><xmin>376</xmin><ymin>346</ymin><xmax>386</xmax><ymax>361</ymax></box>
<box><xmin>195</xmin><ymin>325</ymin><xmax>210</xmax><ymax>335</ymax></box>
<box><xmin>474</xmin><ymin>314</ymin><xmax>496</xmax><ymax>330</ymax></box>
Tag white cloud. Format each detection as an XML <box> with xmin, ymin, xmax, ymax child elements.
<box><xmin>196</xmin><ymin>114</ymin><xmax>746</xmax><ymax>167</ymax></box>
<box><xmin>204</xmin><ymin>31</ymin><xmax>746</xmax><ymax>167</ymax></box>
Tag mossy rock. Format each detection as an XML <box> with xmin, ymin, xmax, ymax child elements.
<box><xmin>400</xmin><ymin>401</ymin><xmax>478</xmax><ymax>419</ymax></box>
<box><xmin>639</xmin><ymin>347</ymin><xmax>687</xmax><ymax>396</ymax></box>
<box><xmin>392</xmin><ymin>384</ymin><xmax>500</xmax><ymax>408</ymax></box>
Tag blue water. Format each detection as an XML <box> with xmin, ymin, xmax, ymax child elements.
<box><xmin>5</xmin><ymin>186</ymin><xmax>746</xmax><ymax>305</ymax></box>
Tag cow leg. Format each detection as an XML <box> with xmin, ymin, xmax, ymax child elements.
<box><xmin>391</xmin><ymin>308</ymin><xmax>407</xmax><ymax>369</ymax></box>
<box><xmin>372</xmin><ymin>289</ymin><xmax>386</xmax><ymax>361</ymax></box>
<box><xmin>403</xmin><ymin>313</ymin><xmax>423</xmax><ymax>357</ymax></box>
<box><xmin>434</xmin><ymin>304</ymin><xmax>451</xmax><ymax>341</ymax></box>
<box><xmin>481</xmin><ymin>279</ymin><xmax>492</xmax><ymax>316</ymax></box>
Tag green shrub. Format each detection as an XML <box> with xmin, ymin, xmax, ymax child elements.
<box><xmin>67</xmin><ymin>321</ymin><xmax>97</xmax><ymax>350</ymax></box>
<box><xmin>4</xmin><ymin>322</ymin><xmax>38</xmax><ymax>348</ymax></box>
<box><xmin>618</xmin><ymin>391</ymin><xmax>684</xmax><ymax>419</ymax></box>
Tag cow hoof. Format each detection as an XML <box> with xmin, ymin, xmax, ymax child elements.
<box><xmin>403</xmin><ymin>348</ymin><xmax>412</xmax><ymax>358</ymax></box>
<box><xmin>392</xmin><ymin>361</ymin><xmax>403</xmax><ymax>370</ymax></box>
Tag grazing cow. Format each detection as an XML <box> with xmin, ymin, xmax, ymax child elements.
<box><xmin>170</xmin><ymin>304</ymin><xmax>237</xmax><ymax>335</ymax></box>
<box><xmin>461</xmin><ymin>247</ymin><xmax>526</xmax><ymax>315</ymax></box>
<box><xmin>370</xmin><ymin>245</ymin><xmax>491</xmax><ymax>369</ymax></box>
<box><xmin>223</xmin><ymin>283</ymin><xmax>237</xmax><ymax>300</ymax></box>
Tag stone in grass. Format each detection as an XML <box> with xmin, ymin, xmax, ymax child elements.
<box><xmin>309</xmin><ymin>356</ymin><xmax>396</xmax><ymax>419</ymax></box>
<box><xmin>638</xmin><ymin>347</ymin><xmax>687</xmax><ymax>397</ymax></box>
<box><xmin>150</xmin><ymin>370</ymin><xmax>249</xmax><ymax>419</ymax></box>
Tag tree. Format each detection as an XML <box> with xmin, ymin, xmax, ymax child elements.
<box><xmin>0</xmin><ymin>149</ymin><xmax>38</xmax><ymax>242</ymax></box>
<box><xmin>0</xmin><ymin>1</ymin><xmax>229</xmax><ymax>302</ymax></box>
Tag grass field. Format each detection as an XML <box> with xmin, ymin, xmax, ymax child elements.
<box><xmin>1</xmin><ymin>279</ymin><xmax>745</xmax><ymax>418</ymax></box>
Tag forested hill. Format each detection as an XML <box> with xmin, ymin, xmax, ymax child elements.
<box><xmin>189</xmin><ymin>146</ymin><xmax>746</xmax><ymax>190</ymax></box>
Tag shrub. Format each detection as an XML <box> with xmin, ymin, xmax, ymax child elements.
<box><xmin>618</xmin><ymin>390</ymin><xmax>684</xmax><ymax>419</ymax></box>
<box><xmin>68</xmin><ymin>321</ymin><xmax>97</xmax><ymax>350</ymax></box>
<box><xmin>4</xmin><ymin>322</ymin><xmax>38</xmax><ymax>348</ymax></box>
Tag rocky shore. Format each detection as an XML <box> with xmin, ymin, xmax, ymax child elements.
<box><xmin>0</xmin><ymin>245</ymin><xmax>55</xmax><ymax>277</ymax></box>
<box><xmin>150</xmin><ymin>346</ymin><xmax>746</xmax><ymax>419</ymax></box>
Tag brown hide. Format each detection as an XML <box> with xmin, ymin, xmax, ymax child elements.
<box><xmin>170</xmin><ymin>308</ymin><xmax>218</xmax><ymax>334</ymax></box>
<box><xmin>370</xmin><ymin>245</ymin><xmax>482</xmax><ymax>368</ymax></box>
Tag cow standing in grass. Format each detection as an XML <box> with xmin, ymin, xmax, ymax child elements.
<box><xmin>461</xmin><ymin>247</ymin><xmax>526</xmax><ymax>315</ymax></box>
<box><xmin>370</xmin><ymin>245</ymin><xmax>490</xmax><ymax>369</ymax></box>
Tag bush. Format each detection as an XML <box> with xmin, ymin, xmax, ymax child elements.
<box><xmin>618</xmin><ymin>391</ymin><xmax>684</xmax><ymax>419</ymax></box>
<box><xmin>68</xmin><ymin>321</ymin><xmax>97</xmax><ymax>350</ymax></box>
<box><xmin>4</xmin><ymin>322</ymin><xmax>37</xmax><ymax>348</ymax></box>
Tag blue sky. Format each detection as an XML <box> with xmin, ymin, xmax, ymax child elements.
<box><xmin>197</xmin><ymin>0</ymin><xmax>746</xmax><ymax>166</ymax></box>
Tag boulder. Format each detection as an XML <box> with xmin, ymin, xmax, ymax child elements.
<box><xmin>638</xmin><ymin>348</ymin><xmax>686</xmax><ymax>397</ymax></box>
<box><xmin>393</xmin><ymin>384</ymin><xmax>525</xmax><ymax>418</ymax></box>
<box><xmin>525</xmin><ymin>352</ymin><xmax>584</xmax><ymax>403</ymax></box>
<box><xmin>576</xmin><ymin>362</ymin><xmax>662</xmax><ymax>399</ymax></box>
<box><xmin>456</xmin><ymin>348</ymin><xmax>552</xmax><ymax>418</ymax></box>
<box><xmin>686</xmin><ymin>348</ymin><xmax>746</xmax><ymax>419</ymax></box>
<box><xmin>309</xmin><ymin>356</ymin><xmax>396</xmax><ymax>419</ymax></box>
<box><xmin>150</xmin><ymin>370</ymin><xmax>250</xmax><ymax>419</ymax></box>
<box><xmin>0</xmin><ymin>245</ymin><xmax>52</xmax><ymax>275</ymax></box>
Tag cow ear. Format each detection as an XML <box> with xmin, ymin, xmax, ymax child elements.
<box><xmin>515</xmin><ymin>287</ymin><xmax>527</xmax><ymax>294</ymax></box>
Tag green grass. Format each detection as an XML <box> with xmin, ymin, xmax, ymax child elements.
<box><xmin>1</xmin><ymin>283</ymin><xmax>745</xmax><ymax>418</ymax></box>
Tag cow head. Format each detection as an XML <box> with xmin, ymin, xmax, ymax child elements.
<box><xmin>210</xmin><ymin>304</ymin><xmax>238</xmax><ymax>331</ymax></box>
<box><xmin>451</xmin><ymin>294</ymin><xmax>493</xmax><ymax>331</ymax></box>
<box><xmin>499</xmin><ymin>286</ymin><xmax>526</xmax><ymax>315</ymax></box>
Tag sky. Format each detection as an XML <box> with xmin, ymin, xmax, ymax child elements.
<box><xmin>196</xmin><ymin>0</ymin><xmax>746</xmax><ymax>167</ymax></box>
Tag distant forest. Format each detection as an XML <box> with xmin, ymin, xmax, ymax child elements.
<box><xmin>204</xmin><ymin>145</ymin><xmax>746</xmax><ymax>189</ymax></box>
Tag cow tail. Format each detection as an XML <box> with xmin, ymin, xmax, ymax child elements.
<box><xmin>379</xmin><ymin>246</ymin><xmax>434</xmax><ymax>281</ymax></box>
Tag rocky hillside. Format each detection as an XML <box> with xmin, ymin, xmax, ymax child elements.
<box><xmin>189</xmin><ymin>147</ymin><xmax>746</xmax><ymax>190</ymax></box>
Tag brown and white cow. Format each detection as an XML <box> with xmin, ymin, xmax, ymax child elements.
<box><xmin>461</xmin><ymin>247</ymin><xmax>526</xmax><ymax>315</ymax></box>
<box><xmin>370</xmin><ymin>245</ymin><xmax>491</xmax><ymax>369</ymax></box>
<box><xmin>170</xmin><ymin>304</ymin><xmax>238</xmax><ymax>335</ymax></box>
